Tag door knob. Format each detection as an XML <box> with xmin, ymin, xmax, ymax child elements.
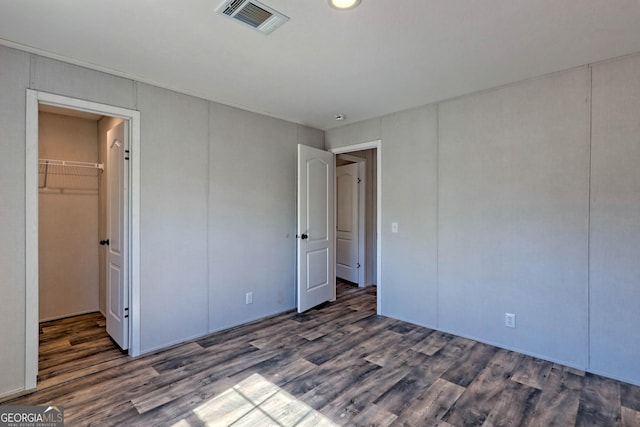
<box><xmin>300</xmin><ymin>234</ymin><xmax>309</xmax><ymax>240</ymax></box>
<box><xmin>99</xmin><ymin>239</ymin><xmax>110</xmax><ymax>246</ymax></box>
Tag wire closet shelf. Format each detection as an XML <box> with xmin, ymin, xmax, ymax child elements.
<box><xmin>39</xmin><ymin>158</ymin><xmax>104</xmax><ymax>190</ymax></box>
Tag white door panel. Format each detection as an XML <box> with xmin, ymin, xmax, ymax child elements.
<box><xmin>297</xmin><ymin>144</ymin><xmax>335</xmax><ymax>313</ymax></box>
<box><xmin>106</xmin><ymin>121</ymin><xmax>129</xmax><ymax>350</ymax></box>
<box><xmin>307</xmin><ymin>248</ymin><xmax>329</xmax><ymax>289</ymax></box>
<box><xmin>307</xmin><ymin>159</ymin><xmax>329</xmax><ymax>240</ymax></box>
<box><xmin>336</xmin><ymin>163</ymin><xmax>359</xmax><ymax>283</ymax></box>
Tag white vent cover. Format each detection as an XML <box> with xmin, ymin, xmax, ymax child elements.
<box><xmin>216</xmin><ymin>0</ymin><xmax>289</xmax><ymax>35</ymax></box>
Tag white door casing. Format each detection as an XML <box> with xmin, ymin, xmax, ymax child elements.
<box><xmin>25</xmin><ymin>90</ymin><xmax>140</xmax><ymax>392</ymax></box>
<box><xmin>106</xmin><ymin>121</ymin><xmax>129</xmax><ymax>350</ymax></box>
<box><xmin>297</xmin><ymin>144</ymin><xmax>335</xmax><ymax>313</ymax></box>
<box><xmin>336</xmin><ymin>163</ymin><xmax>359</xmax><ymax>283</ymax></box>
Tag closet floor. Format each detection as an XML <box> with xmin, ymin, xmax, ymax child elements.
<box><xmin>37</xmin><ymin>312</ymin><xmax>128</xmax><ymax>389</ymax></box>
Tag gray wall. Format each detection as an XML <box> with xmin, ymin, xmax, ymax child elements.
<box><xmin>381</xmin><ymin>107</ymin><xmax>439</xmax><ymax>327</ymax></box>
<box><xmin>0</xmin><ymin>44</ymin><xmax>323</xmax><ymax>397</ymax></box>
<box><xmin>208</xmin><ymin>103</ymin><xmax>323</xmax><ymax>331</ymax></box>
<box><xmin>0</xmin><ymin>45</ymin><xmax>30</xmax><ymax>397</ymax></box>
<box><xmin>326</xmin><ymin>57</ymin><xmax>640</xmax><ymax>386</ymax></box>
<box><xmin>326</xmin><ymin>106</ymin><xmax>440</xmax><ymax>328</ymax></box>
<box><xmin>438</xmin><ymin>69</ymin><xmax>590</xmax><ymax>366</ymax></box>
<box><xmin>590</xmin><ymin>54</ymin><xmax>640</xmax><ymax>383</ymax></box>
<box><xmin>137</xmin><ymin>84</ymin><xmax>210</xmax><ymax>351</ymax></box>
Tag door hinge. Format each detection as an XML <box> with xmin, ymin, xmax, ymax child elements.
<box><xmin>357</xmin><ymin>262</ymin><xmax>361</xmax><ymax>269</ymax></box>
<box><xmin>124</xmin><ymin>307</ymin><xmax>129</xmax><ymax>318</ymax></box>
<box><xmin>125</xmin><ymin>149</ymin><xmax>130</xmax><ymax>161</ymax></box>
<box><xmin>357</xmin><ymin>177</ymin><xmax>361</xmax><ymax>183</ymax></box>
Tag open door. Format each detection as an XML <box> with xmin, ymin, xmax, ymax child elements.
<box><xmin>297</xmin><ymin>144</ymin><xmax>335</xmax><ymax>313</ymax></box>
<box><xmin>105</xmin><ymin>121</ymin><xmax>129</xmax><ymax>349</ymax></box>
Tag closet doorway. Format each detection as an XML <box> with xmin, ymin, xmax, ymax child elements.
<box><xmin>331</xmin><ymin>141</ymin><xmax>382</xmax><ymax>312</ymax></box>
<box><xmin>25</xmin><ymin>90</ymin><xmax>141</xmax><ymax>389</ymax></box>
<box><xmin>38</xmin><ymin>106</ymin><xmax>128</xmax><ymax>346</ymax></box>
<box><xmin>335</xmin><ymin>151</ymin><xmax>377</xmax><ymax>288</ymax></box>
<box><xmin>38</xmin><ymin>106</ymin><xmax>103</xmax><ymax>323</ymax></box>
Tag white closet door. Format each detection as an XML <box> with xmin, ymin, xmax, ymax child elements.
<box><xmin>106</xmin><ymin>121</ymin><xmax>129</xmax><ymax>350</ymax></box>
<box><xmin>336</xmin><ymin>163</ymin><xmax>359</xmax><ymax>283</ymax></box>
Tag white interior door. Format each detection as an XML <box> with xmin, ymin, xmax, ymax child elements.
<box><xmin>336</xmin><ymin>163</ymin><xmax>359</xmax><ymax>283</ymax></box>
<box><xmin>106</xmin><ymin>121</ymin><xmax>129</xmax><ymax>349</ymax></box>
<box><xmin>297</xmin><ymin>144</ymin><xmax>335</xmax><ymax>313</ymax></box>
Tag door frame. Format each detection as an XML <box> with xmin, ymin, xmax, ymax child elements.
<box><xmin>330</xmin><ymin>140</ymin><xmax>382</xmax><ymax>315</ymax></box>
<box><xmin>25</xmin><ymin>90</ymin><xmax>141</xmax><ymax>389</ymax></box>
<box><xmin>336</xmin><ymin>154</ymin><xmax>366</xmax><ymax>287</ymax></box>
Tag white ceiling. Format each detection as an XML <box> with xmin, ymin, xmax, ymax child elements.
<box><xmin>2</xmin><ymin>0</ymin><xmax>640</xmax><ymax>130</ymax></box>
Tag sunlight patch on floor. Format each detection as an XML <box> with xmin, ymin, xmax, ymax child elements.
<box><xmin>171</xmin><ymin>373</ymin><xmax>339</xmax><ymax>426</ymax></box>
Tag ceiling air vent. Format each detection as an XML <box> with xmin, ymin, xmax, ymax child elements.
<box><xmin>217</xmin><ymin>0</ymin><xmax>289</xmax><ymax>35</ymax></box>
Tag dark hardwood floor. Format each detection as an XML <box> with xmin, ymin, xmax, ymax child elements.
<box><xmin>4</xmin><ymin>281</ymin><xmax>640</xmax><ymax>426</ymax></box>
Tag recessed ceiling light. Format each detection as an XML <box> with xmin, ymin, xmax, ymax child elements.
<box><xmin>328</xmin><ymin>0</ymin><xmax>361</xmax><ymax>10</ymax></box>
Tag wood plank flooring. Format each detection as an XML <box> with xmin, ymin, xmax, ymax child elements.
<box><xmin>4</xmin><ymin>281</ymin><xmax>640</xmax><ymax>426</ymax></box>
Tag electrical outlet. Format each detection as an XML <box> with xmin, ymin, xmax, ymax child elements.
<box><xmin>391</xmin><ymin>222</ymin><xmax>398</xmax><ymax>233</ymax></box>
<box><xmin>246</xmin><ymin>292</ymin><xmax>253</xmax><ymax>305</ymax></box>
<box><xmin>505</xmin><ymin>313</ymin><xmax>516</xmax><ymax>328</ymax></box>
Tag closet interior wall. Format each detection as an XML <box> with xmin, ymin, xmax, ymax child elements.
<box><xmin>38</xmin><ymin>111</ymin><xmax>100</xmax><ymax>321</ymax></box>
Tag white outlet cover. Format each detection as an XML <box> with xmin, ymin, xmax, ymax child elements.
<box><xmin>505</xmin><ymin>313</ymin><xmax>516</xmax><ymax>328</ymax></box>
<box><xmin>392</xmin><ymin>222</ymin><xmax>398</xmax><ymax>233</ymax></box>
